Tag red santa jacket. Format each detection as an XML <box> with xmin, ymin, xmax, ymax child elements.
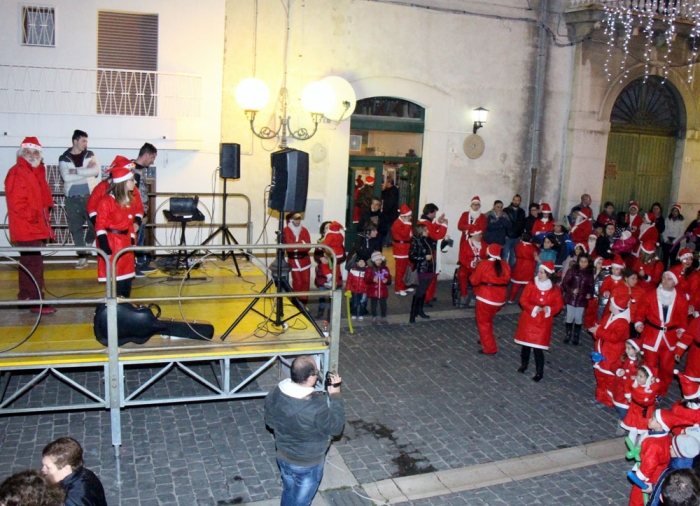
<box><xmin>513</xmin><ymin>280</ymin><xmax>564</xmax><ymax>350</ymax></box>
<box><xmin>457</xmin><ymin>211</ymin><xmax>486</xmax><ymax>240</ymax></box>
<box><xmin>677</xmin><ymin>316</ymin><xmax>700</xmax><ymax>379</ymax></box>
<box><xmin>364</xmin><ymin>266</ymin><xmax>391</xmax><ymax>299</ymax></box>
<box><xmin>418</xmin><ymin>217</ymin><xmax>447</xmax><ymax>242</ymax></box>
<box><xmin>458</xmin><ymin>237</ymin><xmax>487</xmax><ymax>270</ymax></box>
<box><xmin>600</xmin><ymin>274</ymin><xmax>623</xmax><ymax>299</ymax></box>
<box><xmin>510</xmin><ymin>241</ymin><xmax>538</xmax><ymax>284</ymax></box>
<box><xmin>391</xmin><ymin>218</ymin><xmax>413</xmax><ymax>259</ymax></box>
<box><xmin>638</xmin><ymin>224</ymin><xmax>659</xmax><ymax>246</ymax></box>
<box><xmin>609</xmin><ymin>356</ymin><xmax>640</xmax><ymax>409</ymax></box>
<box><xmin>322</xmin><ymin>229</ymin><xmax>346</xmax><ymax>264</ymax></box>
<box><xmin>87</xmin><ymin>179</ymin><xmax>110</xmax><ymax>219</ymax></box>
<box><xmin>592</xmin><ymin>309</ymin><xmax>630</xmax><ymax>375</ymax></box>
<box><xmin>569</xmin><ymin>219</ymin><xmax>592</xmax><ymax>245</ymax></box>
<box><xmin>629</xmin><ymin>256</ymin><xmax>663</xmax><ymax>293</ymax></box>
<box><xmin>345</xmin><ymin>266</ymin><xmax>366</xmax><ymax>294</ymax></box>
<box><xmin>689</xmin><ymin>269</ymin><xmax>700</xmax><ymax>315</ymax></box>
<box><xmin>669</xmin><ymin>401</ymin><xmax>700</xmax><ymax>428</ymax></box>
<box><xmin>470</xmin><ymin>259</ymin><xmax>511</xmax><ymax>306</ymax></box>
<box><xmin>530</xmin><ymin>218</ymin><xmax>554</xmax><ymax>237</ymax></box>
<box><xmin>669</xmin><ymin>264</ymin><xmax>692</xmax><ymax>302</ymax></box>
<box><xmin>635</xmin><ymin>288</ymin><xmax>689</xmax><ymax>353</ymax></box>
<box><xmin>95</xmin><ymin>193</ymin><xmax>144</xmax><ymax>281</ymax></box>
<box><xmin>634</xmin><ymin>432</ymin><xmax>672</xmax><ymax>489</ymax></box>
<box><xmin>4</xmin><ymin>157</ymin><xmax>55</xmax><ymax>242</ymax></box>
<box><xmin>283</xmin><ymin>223</ymin><xmax>312</xmax><ymax>272</ymax></box>
<box><xmin>622</xmin><ymin>378</ymin><xmax>660</xmax><ymax>431</ymax></box>
<box><xmin>627</xmin><ymin>214</ymin><xmax>644</xmax><ymax>240</ymax></box>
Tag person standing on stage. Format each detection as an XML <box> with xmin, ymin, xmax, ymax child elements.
<box><xmin>470</xmin><ymin>244</ymin><xmax>511</xmax><ymax>354</ymax></box>
<box><xmin>392</xmin><ymin>205</ymin><xmax>414</xmax><ymax>296</ymax></box>
<box><xmin>265</xmin><ymin>356</ymin><xmax>344</xmax><ymax>506</ymax></box>
<box><xmin>132</xmin><ymin>143</ymin><xmax>158</xmax><ymax>276</ymax></box>
<box><xmin>283</xmin><ymin>212</ymin><xmax>312</xmax><ymax>304</ymax></box>
<box><xmin>417</xmin><ymin>203</ymin><xmax>449</xmax><ymax>306</ymax></box>
<box><xmin>58</xmin><ymin>129</ymin><xmax>99</xmax><ymax>269</ymax></box>
<box><xmin>4</xmin><ymin>137</ymin><xmax>56</xmax><ymax>314</ymax></box>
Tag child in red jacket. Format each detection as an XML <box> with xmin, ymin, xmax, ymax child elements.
<box><xmin>610</xmin><ymin>339</ymin><xmax>643</xmax><ymax>421</ymax></box>
<box><xmin>346</xmin><ymin>259</ymin><xmax>367</xmax><ymax>320</ymax></box>
<box><xmin>365</xmin><ymin>251</ymin><xmax>392</xmax><ymax>326</ymax></box>
<box><xmin>628</xmin><ymin>409</ymin><xmax>672</xmax><ymax>506</ymax></box>
<box><xmin>622</xmin><ymin>365</ymin><xmax>660</xmax><ymax>446</ymax></box>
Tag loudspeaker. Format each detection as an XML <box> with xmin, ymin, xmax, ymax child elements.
<box><xmin>268</xmin><ymin>148</ymin><xmax>309</xmax><ymax>213</ymax></box>
<box><xmin>220</xmin><ymin>143</ymin><xmax>241</xmax><ymax>179</ymax></box>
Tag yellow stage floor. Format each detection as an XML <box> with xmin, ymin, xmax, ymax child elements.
<box><xmin>0</xmin><ymin>257</ymin><xmax>325</xmax><ymax>367</ymax></box>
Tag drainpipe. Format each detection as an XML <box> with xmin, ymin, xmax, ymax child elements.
<box><xmin>528</xmin><ymin>0</ymin><xmax>549</xmax><ymax>205</ymax></box>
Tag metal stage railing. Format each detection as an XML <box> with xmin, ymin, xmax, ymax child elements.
<box><xmin>0</xmin><ymin>242</ymin><xmax>341</xmax><ymax>481</ymax></box>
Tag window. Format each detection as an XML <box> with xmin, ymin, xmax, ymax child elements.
<box><xmin>97</xmin><ymin>11</ymin><xmax>158</xmax><ymax>116</ymax></box>
<box><xmin>21</xmin><ymin>6</ymin><xmax>55</xmax><ymax>46</ymax></box>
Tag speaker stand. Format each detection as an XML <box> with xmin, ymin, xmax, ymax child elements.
<box><xmin>199</xmin><ymin>178</ymin><xmax>242</xmax><ymax>276</ymax></box>
<box><xmin>220</xmin><ymin>217</ymin><xmax>324</xmax><ymax>340</ymax></box>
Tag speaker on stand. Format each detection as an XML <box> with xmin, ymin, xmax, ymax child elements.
<box><xmin>200</xmin><ymin>143</ymin><xmax>243</xmax><ymax>275</ymax></box>
<box><xmin>221</xmin><ymin>148</ymin><xmax>324</xmax><ymax>339</ymax></box>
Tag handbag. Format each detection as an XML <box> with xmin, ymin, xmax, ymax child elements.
<box><xmin>403</xmin><ymin>264</ymin><xmax>418</xmax><ymax>286</ymax></box>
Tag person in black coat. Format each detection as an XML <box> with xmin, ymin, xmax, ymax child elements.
<box><xmin>349</xmin><ymin>224</ymin><xmax>382</xmax><ymax>263</ymax></box>
<box><xmin>523</xmin><ymin>203</ymin><xmax>541</xmax><ymax>239</ymax></box>
<box><xmin>381</xmin><ymin>178</ymin><xmax>399</xmax><ymax>245</ymax></box>
<box><xmin>595</xmin><ymin>222</ymin><xmax>616</xmax><ymax>260</ymax></box>
<box><xmin>408</xmin><ymin>224</ymin><xmax>434</xmax><ymax>323</ymax></box>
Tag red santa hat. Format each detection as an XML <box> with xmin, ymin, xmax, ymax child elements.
<box><xmin>610</xmin><ymin>293</ymin><xmax>630</xmax><ymax>312</ymax></box>
<box><xmin>654</xmin><ymin>409</ymin><xmax>673</xmax><ymax>433</ymax></box>
<box><xmin>678</xmin><ymin>248</ymin><xmax>693</xmax><ymax>261</ymax></box>
<box><xmin>588</xmin><ymin>233</ymin><xmax>598</xmax><ymax>240</ymax></box>
<box><xmin>539</xmin><ymin>261</ymin><xmax>555</xmax><ymax>274</ymax></box>
<box><xmin>487</xmin><ymin>244</ymin><xmax>502</xmax><ymax>260</ymax></box>
<box><xmin>20</xmin><ymin>136</ymin><xmax>42</xmax><ymax>151</ymax></box>
<box><xmin>641</xmin><ymin>365</ymin><xmax>658</xmax><ymax>382</ymax></box>
<box><xmin>672</xmin><ymin>434</ymin><xmax>700</xmax><ymax>459</ymax></box>
<box><xmin>399</xmin><ymin>205</ymin><xmax>412</xmax><ymax>217</ymax></box>
<box><xmin>628</xmin><ymin>201</ymin><xmax>639</xmax><ymax>211</ymax></box>
<box><xmin>579</xmin><ymin>207</ymin><xmax>592</xmax><ymax>219</ymax></box>
<box><xmin>110</xmin><ymin>166</ymin><xmax>134</xmax><ymax>184</ymax></box>
<box><xmin>640</xmin><ymin>240</ymin><xmax>656</xmax><ymax>254</ymax></box>
<box><xmin>665</xmin><ymin>270</ymin><xmax>679</xmax><ymax>285</ymax></box>
<box><xmin>109</xmin><ymin>155</ymin><xmax>135</xmax><ymax>171</ymax></box>
<box><xmin>471</xmin><ymin>196</ymin><xmax>481</xmax><ymax>205</ymax></box>
<box><xmin>644</xmin><ymin>212</ymin><xmax>655</xmax><ymax>223</ymax></box>
<box><xmin>601</xmin><ymin>259</ymin><xmax>613</xmax><ymax>269</ymax></box>
<box><xmin>612</xmin><ymin>255</ymin><xmax>625</xmax><ymax>269</ymax></box>
<box><xmin>540</xmin><ymin>203</ymin><xmax>552</xmax><ymax>214</ymax></box>
<box><xmin>672</xmin><ymin>203</ymin><xmax>682</xmax><ymax>212</ymax></box>
<box><xmin>619</xmin><ymin>230</ymin><xmax>632</xmax><ymax>241</ymax></box>
<box><xmin>626</xmin><ymin>339</ymin><xmax>641</xmax><ymax>352</ymax></box>
<box><xmin>675</xmin><ymin>369</ymin><xmax>700</xmax><ymax>399</ymax></box>
<box><xmin>328</xmin><ymin>221</ymin><xmax>344</xmax><ymax>232</ymax></box>
<box><xmin>365</xmin><ymin>176</ymin><xmax>374</xmax><ymax>184</ymax></box>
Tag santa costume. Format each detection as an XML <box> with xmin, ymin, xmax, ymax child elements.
<box><xmin>668</xmin><ymin>370</ymin><xmax>700</xmax><ymax>428</ymax></box>
<box><xmin>391</xmin><ymin>205</ymin><xmax>413</xmax><ymax>295</ymax></box>
<box><xmin>530</xmin><ymin>202</ymin><xmax>555</xmax><ymax>237</ymax></box>
<box><xmin>569</xmin><ymin>207</ymin><xmax>593</xmax><ymax>246</ymax></box>
<box><xmin>457</xmin><ymin>229</ymin><xmax>487</xmax><ymax>303</ymax></box>
<box><xmin>283</xmin><ymin>212</ymin><xmax>312</xmax><ymax>303</ymax></box>
<box><xmin>677</xmin><ymin>317</ymin><xmax>700</xmax><ymax>381</ymax></box>
<box><xmin>621</xmin><ymin>365</ymin><xmax>660</xmax><ymax>438</ymax></box>
<box><xmin>608</xmin><ymin>339</ymin><xmax>642</xmax><ymax>418</ymax></box>
<box><xmin>457</xmin><ymin>196</ymin><xmax>486</xmax><ymax>240</ymax></box>
<box><xmin>626</xmin><ymin>201</ymin><xmax>644</xmax><ymax>241</ymax></box>
<box><xmin>629</xmin><ymin>240</ymin><xmax>664</xmax><ymax>292</ymax></box>
<box><xmin>321</xmin><ymin>221</ymin><xmax>345</xmax><ymax>289</ymax></box>
<box><xmin>669</xmin><ymin>248</ymin><xmax>694</xmax><ymax>302</ymax></box>
<box><xmin>627</xmin><ymin>408</ymin><xmax>672</xmax><ymax>506</ymax></box>
<box><xmin>470</xmin><ymin>244</ymin><xmax>511</xmax><ymax>354</ymax></box>
<box><xmin>508</xmin><ymin>238</ymin><xmax>538</xmax><ymax>303</ymax></box>
<box><xmin>417</xmin><ymin>211</ymin><xmax>448</xmax><ymax>303</ymax></box>
<box><xmin>636</xmin><ymin>213</ymin><xmax>659</xmax><ymax>253</ymax></box>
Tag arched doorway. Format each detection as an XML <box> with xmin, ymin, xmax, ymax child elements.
<box><xmin>601</xmin><ymin>76</ymin><xmax>685</xmax><ymax>214</ymax></box>
<box><xmin>345</xmin><ymin>97</ymin><xmax>425</xmax><ymax>249</ymax></box>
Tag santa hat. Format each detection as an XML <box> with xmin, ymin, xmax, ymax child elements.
<box><xmin>370</xmin><ymin>251</ymin><xmax>385</xmax><ymax>262</ymax></box>
<box><xmin>612</xmin><ymin>255</ymin><xmax>625</xmax><ymax>269</ymax></box>
<box><xmin>641</xmin><ymin>240</ymin><xmax>656</xmax><ymax>254</ymax></box>
<box><xmin>654</xmin><ymin>409</ymin><xmax>673</xmax><ymax>433</ymax></box>
<box><xmin>645</xmin><ymin>212</ymin><xmax>655</xmax><ymax>223</ymax></box>
<box><xmin>579</xmin><ymin>207</ymin><xmax>592</xmax><ymax>219</ymax></box>
<box><xmin>641</xmin><ymin>365</ymin><xmax>657</xmax><ymax>381</ymax></box>
<box><xmin>672</xmin><ymin>434</ymin><xmax>700</xmax><ymax>459</ymax></box>
<box><xmin>540</xmin><ymin>203</ymin><xmax>552</xmax><ymax>214</ymax></box>
<box><xmin>399</xmin><ymin>205</ymin><xmax>412</xmax><ymax>217</ymax></box>
<box><xmin>588</xmin><ymin>233</ymin><xmax>598</xmax><ymax>240</ymax></box>
<box><xmin>626</xmin><ymin>339</ymin><xmax>641</xmax><ymax>352</ymax></box>
<box><xmin>678</xmin><ymin>248</ymin><xmax>693</xmax><ymax>261</ymax></box>
<box><xmin>487</xmin><ymin>244</ymin><xmax>502</xmax><ymax>260</ymax></box>
<box><xmin>286</xmin><ymin>212</ymin><xmax>302</xmax><ymax>221</ymax></box>
<box><xmin>328</xmin><ymin>221</ymin><xmax>344</xmax><ymax>232</ymax></box>
<box><xmin>619</xmin><ymin>230</ymin><xmax>632</xmax><ymax>241</ymax></box>
<box><xmin>539</xmin><ymin>261</ymin><xmax>555</xmax><ymax>274</ymax></box>
<box><xmin>110</xmin><ymin>166</ymin><xmax>134</xmax><ymax>183</ymax></box>
<box><xmin>672</xmin><ymin>203</ymin><xmax>682</xmax><ymax>212</ymax></box>
<box><xmin>675</xmin><ymin>369</ymin><xmax>700</xmax><ymax>399</ymax></box>
<box><xmin>610</xmin><ymin>293</ymin><xmax>630</xmax><ymax>312</ymax></box>
<box><xmin>629</xmin><ymin>201</ymin><xmax>639</xmax><ymax>211</ymax></box>
<box><xmin>601</xmin><ymin>259</ymin><xmax>613</xmax><ymax>269</ymax></box>
<box><xmin>665</xmin><ymin>270</ymin><xmax>678</xmax><ymax>285</ymax></box>
<box><xmin>20</xmin><ymin>136</ymin><xmax>42</xmax><ymax>151</ymax></box>
<box><xmin>365</xmin><ymin>176</ymin><xmax>374</xmax><ymax>184</ymax></box>
<box><xmin>471</xmin><ymin>196</ymin><xmax>481</xmax><ymax>205</ymax></box>
<box><xmin>109</xmin><ymin>155</ymin><xmax>135</xmax><ymax>171</ymax></box>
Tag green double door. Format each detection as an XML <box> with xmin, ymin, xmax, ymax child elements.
<box><xmin>345</xmin><ymin>157</ymin><xmax>421</xmax><ymax>250</ymax></box>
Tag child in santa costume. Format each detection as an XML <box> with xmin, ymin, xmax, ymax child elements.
<box><xmin>645</xmin><ymin>431</ymin><xmax>700</xmax><ymax>506</ymax></box>
<box><xmin>283</xmin><ymin>212</ymin><xmax>312</xmax><ymax>304</ymax></box>
<box><xmin>637</xmin><ymin>212</ymin><xmax>660</xmax><ymax>253</ymax></box>
<box><xmin>626</xmin><ymin>201</ymin><xmax>644</xmax><ymax>241</ymax></box>
<box><xmin>513</xmin><ymin>261</ymin><xmax>563</xmax><ymax>382</ymax></box>
<box><xmin>583</xmin><ymin>257</ymin><xmax>607</xmax><ymax>329</ymax></box>
<box><xmin>508</xmin><ymin>231</ymin><xmax>538</xmax><ymax>305</ymax></box>
<box><xmin>676</xmin><ymin>317</ymin><xmax>700</xmax><ymax>381</ymax></box>
<box><xmin>561</xmin><ymin>252</ymin><xmax>595</xmax><ymax>345</ymax></box>
<box><xmin>321</xmin><ymin>221</ymin><xmax>345</xmax><ymax>289</ymax></box>
<box><xmin>391</xmin><ymin>205</ymin><xmax>414</xmax><ymax>296</ymax></box>
<box><xmin>598</xmin><ymin>254</ymin><xmax>625</xmax><ymax>320</ymax></box>
<box><xmin>621</xmin><ymin>365</ymin><xmax>660</xmax><ymax>445</ymax></box>
<box><xmin>95</xmin><ymin>158</ymin><xmax>144</xmax><ymax>298</ymax></box>
<box><xmin>457</xmin><ymin>228</ymin><xmax>487</xmax><ymax>308</ymax></box>
<box><xmin>314</xmin><ymin>221</ymin><xmax>333</xmax><ymax>319</ymax></box>
<box><xmin>589</xmin><ymin>293</ymin><xmax>631</xmax><ymax>407</ymax></box>
<box><xmin>668</xmin><ymin>370</ymin><xmax>700</xmax><ymax>428</ymax></box>
<box><xmin>470</xmin><ymin>244</ymin><xmax>511</xmax><ymax>355</ymax></box>
<box><xmin>629</xmin><ymin>240</ymin><xmax>664</xmax><ymax>292</ymax></box>
<box><xmin>609</xmin><ymin>339</ymin><xmax>643</xmax><ymax>420</ymax></box>
<box><xmin>569</xmin><ymin>207</ymin><xmax>593</xmax><ymax>246</ymax></box>
<box><xmin>364</xmin><ymin>251</ymin><xmax>392</xmax><ymax>325</ymax></box>
<box><xmin>530</xmin><ymin>202</ymin><xmax>555</xmax><ymax>239</ymax></box>
<box><xmin>627</xmin><ymin>409</ymin><xmax>672</xmax><ymax>506</ymax></box>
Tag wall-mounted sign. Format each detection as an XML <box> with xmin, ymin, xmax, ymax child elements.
<box><xmin>604</xmin><ymin>162</ymin><xmax>617</xmax><ymax>180</ymax></box>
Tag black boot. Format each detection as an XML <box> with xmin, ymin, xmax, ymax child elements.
<box><xmin>572</xmin><ymin>324</ymin><xmax>582</xmax><ymax>346</ymax></box>
<box><xmin>518</xmin><ymin>346</ymin><xmax>529</xmax><ymax>373</ymax></box>
<box><xmin>532</xmin><ymin>349</ymin><xmax>544</xmax><ymax>382</ymax></box>
<box><xmin>409</xmin><ymin>296</ymin><xmax>418</xmax><ymax>324</ymax></box>
<box><xmin>417</xmin><ymin>296</ymin><xmax>430</xmax><ymax>319</ymax></box>
<box><xmin>564</xmin><ymin>323</ymin><xmax>573</xmax><ymax>344</ymax></box>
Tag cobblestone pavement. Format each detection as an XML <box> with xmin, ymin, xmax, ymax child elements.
<box><xmin>0</xmin><ymin>305</ymin><xmax>682</xmax><ymax>505</ymax></box>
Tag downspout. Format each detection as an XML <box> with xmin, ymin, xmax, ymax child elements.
<box><xmin>528</xmin><ymin>0</ymin><xmax>549</xmax><ymax>205</ymax></box>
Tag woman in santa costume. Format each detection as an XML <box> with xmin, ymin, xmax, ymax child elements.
<box><xmin>675</xmin><ymin>317</ymin><xmax>700</xmax><ymax>381</ymax></box>
<box><xmin>95</xmin><ymin>158</ymin><xmax>144</xmax><ymax>297</ymax></box>
<box><xmin>417</xmin><ymin>203</ymin><xmax>449</xmax><ymax>305</ymax></box>
<box><xmin>507</xmin><ymin>231</ymin><xmax>538</xmax><ymax>304</ymax></box>
<box><xmin>457</xmin><ymin>227</ymin><xmax>487</xmax><ymax>308</ymax></box>
<box><xmin>569</xmin><ymin>207</ymin><xmax>593</xmax><ymax>247</ymax></box>
<box><xmin>589</xmin><ymin>293</ymin><xmax>631</xmax><ymax>407</ymax></box>
<box><xmin>530</xmin><ymin>202</ymin><xmax>555</xmax><ymax>239</ymax></box>
<box><xmin>457</xmin><ymin>196</ymin><xmax>486</xmax><ymax>243</ymax></box>
<box><xmin>391</xmin><ymin>205</ymin><xmax>414</xmax><ymax>296</ymax></box>
<box><xmin>283</xmin><ymin>212</ymin><xmax>312</xmax><ymax>304</ymax></box>
<box><xmin>669</xmin><ymin>248</ymin><xmax>694</xmax><ymax>302</ymax></box>
<box><xmin>636</xmin><ymin>212</ymin><xmax>660</xmax><ymax>253</ymax></box>
<box><xmin>321</xmin><ymin>221</ymin><xmax>345</xmax><ymax>289</ymax></box>
<box><xmin>470</xmin><ymin>244</ymin><xmax>511</xmax><ymax>354</ymax></box>
<box><xmin>513</xmin><ymin>261</ymin><xmax>563</xmax><ymax>382</ymax></box>
<box><xmin>629</xmin><ymin>240</ymin><xmax>664</xmax><ymax>292</ymax></box>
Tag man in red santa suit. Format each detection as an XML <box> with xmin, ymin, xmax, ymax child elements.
<box><xmin>391</xmin><ymin>205</ymin><xmax>414</xmax><ymax>296</ymax></box>
<box><xmin>470</xmin><ymin>244</ymin><xmax>511</xmax><ymax>354</ymax></box>
<box><xmin>635</xmin><ymin>271</ymin><xmax>690</xmax><ymax>397</ymax></box>
<box><xmin>283</xmin><ymin>212</ymin><xmax>312</xmax><ymax>304</ymax></box>
<box><xmin>457</xmin><ymin>228</ymin><xmax>487</xmax><ymax>308</ymax></box>
<box><xmin>417</xmin><ymin>203</ymin><xmax>449</xmax><ymax>305</ymax></box>
<box><xmin>626</xmin><ymin>201</ymin><xmax>644</xmax><ymax>241</ymax></box>
<box><xmin>457</xmin><ymin>196</ymin><xmax>486</xmax><ymax>243</ymax></box>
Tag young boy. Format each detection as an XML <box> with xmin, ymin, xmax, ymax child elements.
<box><xmin>628</xmin><ymin>409</ymin><xmax>672</xmax><ymax>506</ymax></box>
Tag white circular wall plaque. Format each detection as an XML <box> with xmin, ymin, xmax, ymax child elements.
<box><xmin>463</xmin><ymin>134</ymin><xmax>485</xmax><ymax>159</ymax></box>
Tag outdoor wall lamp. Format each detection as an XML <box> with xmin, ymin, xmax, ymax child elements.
<box><xmin>472</xmin><ymin>107</ymin><xmax>489</xmax><ymax>134</ymax></box>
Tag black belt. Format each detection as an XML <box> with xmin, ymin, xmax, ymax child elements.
<box><xmin>394</xmin><ymin>240</ymin><xmax>410</xmax><ymax>244</ymax></box>
<box><xmin>645</xmin><ymin>319</ymin><xmax>677</xmax><ymax>332</ymax></box>
<box><xmin>694</xmin><ymin>341</ymin><xmax>700</xmax><ymax>349</ymax></box>
<box><xmin>482</xmin><ymin>283</ymin><xmax>508</xmax><ymax>287</ymax></box>
<box><xmin>106</xmin><ymin>228</ymin><xmax>129</xmax><ymax>235</ymax></box>
<box><xmin>287</xmin><ymin>252</ymin><xmax>309</xmax><ymax>259</ymax></box>
<box><xmin>632</xmin><ymin>399</ymin><xmax>650</xmax><ymax>418</ymax></box>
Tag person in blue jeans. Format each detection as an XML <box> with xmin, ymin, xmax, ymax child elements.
<box><xmin>503</xmin><ymin>194</ymin><xmax>525</xmax><ymax>269</ymax></box>
<box><xmin>132</xmin><ymin>143</ymin><xmax>158</xmax><ymax>277</ymax></box>
<box><xmin>265</xmin><ymin>356</ymin><xmax>345</xmax><ymax>506</ymax></box>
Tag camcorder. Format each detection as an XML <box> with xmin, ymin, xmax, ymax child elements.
<box><xmin>324</xmin><ymin>371</ymin><xmax>342</xmax><ymax>390</ymax></box>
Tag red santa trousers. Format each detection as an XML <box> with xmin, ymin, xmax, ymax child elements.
<box><xmin>394</xmin><ymin>257</ymin><xmax>409</xmax><ymax>292</ymax></box>
<box><xmin>425</xmin><ymin>274</ymin><xmax>438</xmax><ymax>302</ymax></box>
<box><xmin>476</xmin><ymin>301</ymin><xmax>501</xmax><ymax>354</ymax></box>
<box><xmin>644</xmin><ymin>347</ymin><xmax>676</xmax><ymax>397</ymax></box>
<box><xmin>593</xmin><ymin>368</ymin><xmax>615</xmax><ymax>407</ymax></box>
<box><xmin>584</xmin><ymin>297</ymin><xmax>599</xmax><ymax>328</ymax></box>
<box><xmin>290</xmin><ymin>269</ymin><xmax>311</xmax><ymax>304</ymax></box>
<box><xmin>629</xmin><ymin>486</ymin><xmax>646</xmax><ymax>506</ymax></box>
<box><xmin>457</xmin><ymin>266</ymin><xmax>475</xmax><ymax>298</ymax></box>
<box><xmin>16</xmin><ymin>240</ymin><xmax>45</xmax><ymax>301</ymax></box>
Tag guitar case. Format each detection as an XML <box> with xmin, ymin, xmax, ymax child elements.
<box><xmin>94</xmin><ymin>303</ymin><xmax>215</xmax><ymax>346</ymax></box>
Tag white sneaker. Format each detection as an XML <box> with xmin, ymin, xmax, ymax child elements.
<box><xmin>75</xmin><ymin>257</ymin><xmax>88</xmax><ymax>269</ymax></box>
<box><xmin>358</xmin><ymin>315</ymin><xmax>364</xmax><ymax>320</ymax></box>
<box><xmin>405</xmin><ymin>287</ymin><xmax>415</xmax><ymax>292</ymax></box>
<box><xmin>396</xmin><ymin>290</ymin><xmax>407</xmax><ymax>296</ymax></box>
<box><xmin>351</xmin><ymin>315</ymin><xmax>357</xmax><ymax>320</ymax></box>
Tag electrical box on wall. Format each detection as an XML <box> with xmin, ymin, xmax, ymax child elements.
<box><xmin>302</xmin><ymin>199</ymin><xmax>324</xmax><ymax>237</ymax></box>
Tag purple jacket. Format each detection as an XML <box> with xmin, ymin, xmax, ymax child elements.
<box><xmin>561</xmin><ymin>267</ymin><xmax>595</xmax><ymax>307</ymax></box>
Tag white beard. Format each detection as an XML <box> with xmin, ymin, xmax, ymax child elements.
<box><xmin>23</xmin><ymin>155</ymin><xmax>41</xmax><ymax>168</ymax></box>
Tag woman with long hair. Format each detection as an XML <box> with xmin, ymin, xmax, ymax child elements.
<box><xmin>662</xmin><ymin>204</ymin><xmax>685</xmax><ymax>268</ymax></box>
<box><xmin>470</xmin><ymin>244</ymin><xmax>511</xmax><ymax>354</ymax></box>
<box><xmin>408</xmin><ymin>224</ymin><xmax>434</xmax><ymax>323</ymax></box>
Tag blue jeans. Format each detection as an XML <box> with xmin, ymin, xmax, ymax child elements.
<box><xmin>136</xmin><ymin>220</ymin><xmax>147</xmax><ymax>265</ymax></box>
<box><xmin>278</xmin><ymin>458</ymin><xmax>324</xmax><ymax>506</ymax></box>
<box><xmin>504</xmin><ymin>237</ymin><xmax>519</xmax><ymax>270</ymax></box>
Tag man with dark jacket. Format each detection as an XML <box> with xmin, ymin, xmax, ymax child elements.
<box><xmin>41</xmin><ymin>437</ymin><xmax>107</xmax><ymax>506</ymax></box>
<box><xmin>381</xmin><ymin>178</ymin><xmax>399</xmax><ymax>245</ymax></box>
<box><xmin>265</xmin><ymin>356</ymin><xmax>345</xmax><ymax>506</ymax></box>
<box><xmin>503</xmin><ymin>194</ymin><xmax>526</xmax><ymax>269</ymax></box>
<box><xmin>484</xmin><ymin>200</ymin><xmax>511</xmax><ymax>247</ymax></box>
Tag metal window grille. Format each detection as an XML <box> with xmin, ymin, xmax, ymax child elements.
<box><xmin>21</xmin><ymin>6</ymin><xmax>55</xmax><ymax>47</ymax></box>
